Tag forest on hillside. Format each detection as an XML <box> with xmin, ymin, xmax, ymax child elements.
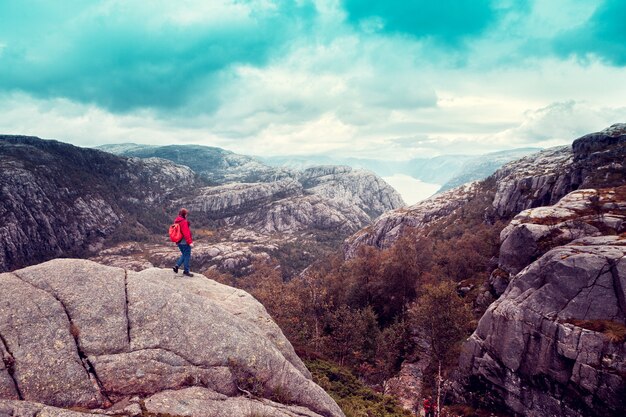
<box><xmin>210</xmin><ymin>183</ymin><xmax>505</xmax><ymax>415</ymax></box>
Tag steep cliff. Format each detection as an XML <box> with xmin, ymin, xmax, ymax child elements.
<box><xmin>499</xmin><ymin>187</ymin><xmax>626</xmax><ymax>277</ymax></box>
<box><xmin>457</xmin><ymin>235</ymin><xmax>626</xmax><ymax>416</ymax></box>
<box><xmin>0</xmin><ymin>259</ymin><xmax>344</xmax><ymax>417</ymax></box>
<box><xmin>493</xmin><ymin>123</ymin><xmax>626</xmax><ymax>218</ymax></box>
<box><xmin>453</xmin><ymin>187</ymin><xmax>626</xmax><ymax>414</ymax></box>
<box><xmin>298</xmin><ymin>166</ymin><xmax>405</xmax><ymax>219</ymax></box>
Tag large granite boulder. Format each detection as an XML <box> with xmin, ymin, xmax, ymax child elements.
<box><xmin>457</xmin><ymin>237</ymin><xmax>626</xmax><ymax>416</ymax></box>
<box><xmin>0</xmin><ymin>259</ymin><xmax>344</xmax><ymax>417</ymax></box>
<box><xmin>499</xmin><ymin>187</ymin><xmax>626</xmax><ymax>276</ymax></box>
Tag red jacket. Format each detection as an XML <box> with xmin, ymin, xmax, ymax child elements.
<box><xmin>174</xmin><ymin>216</ymin><xmax>193</xmax><ymax>244</ymax></box>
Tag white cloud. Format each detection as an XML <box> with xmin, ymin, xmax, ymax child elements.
<box><xmin>2</xmin><ymin>1</ymin><xmax>625</xmax><ymax>160</ymax></box>
<box><xmin>491</xmin><ymin>101</ymin><xmax>626</xmax><ymax>147</ymax></box>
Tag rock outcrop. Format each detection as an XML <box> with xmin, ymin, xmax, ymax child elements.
<box><xmin>0</xmin><ymin>259</ymin><xmax>344</xmax><ymax>417</ymax></box>
<box><xmin>493</xmin><ymin>123</ymin><xmax>626</xmax><ymax>218</ymax></box>
<box><xmin>499</xmin><ymin>186</ymin><xmax>626</xmax><ymax>276</ymax></box>
<box><xmin>183</xmin><ymin>166</ymin><xmax>403</xmax><ymax>236</ymax></box>
<box><xmin>455</xmin><ymin>162</ymin><xmax>626</xmax><ymax>416</ymax></box>
<box><xmin>90</xmin><ymin>239</ymin><xmax>277</xmax><ymax>275</ymax></box>
<box><xmin>298</xmin><ymin>166</ymin><xmax>405</xmax><ymax>218</ymax></box>
<box><xmin>457</xmin><ymin>236</ymin><xmax>626</xmax><ymax>416</ymax></box>
<box><xmin>491</xmin><ymin>146</ymin><xmax>575</xmax><ymax>217</ymax></box>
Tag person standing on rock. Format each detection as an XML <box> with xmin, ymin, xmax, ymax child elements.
<box><xmin>173</xmin><ymin>208</ymin><xmax>194</xmax><ymax>277</ymax></box>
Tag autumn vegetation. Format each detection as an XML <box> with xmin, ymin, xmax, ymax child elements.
<box><xmin>208</xmin><ymin>193</ymin><xmax>506</xmax><ymax>415</ymax></box>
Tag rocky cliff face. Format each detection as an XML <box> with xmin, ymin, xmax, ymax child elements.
<box><xmin>298</xmin><ymin>166</ymin><xmax>405</xmax><ymax>219</ymax></box>
<box><xmin>457</xmin><ymin>235</ymin><xmax>626</xmax><ymax>416</ymax></box>
<box><xmin>499</xmin><ymin>187</ymin><xmax>626</xmax><ymax>277</ymax></box>
<box><xmin>492</xmin><ymin>123</ymin><xmax>626</xmax><ymax>218</ymax></box>
<box><xmin>0</xmin><ymin>136</ymin><xmax>197</xmax><ymax>272</ymax></box>
<box><xmin>453</xmin><ymin>184</ymin><xmax>626</xmax><ymax>416</ymax></box>
<box><xmin>183</xmin><ymin>166</ymin><xmax>403</xmax><ymax>236</ymax></box>
<box><xmin>344</xmin><ymin>124</ymin><xmax>626</xmax><ymax>257</ymax></box>
<box><xmin>0</xmin><ymin>259</ymin><xmax>344</xmax><ymax>417</ymax></box>
<box><xmin>99</xmin><ymin>144</ymin><xmax>405</xmax><ymax>240</ymax></box>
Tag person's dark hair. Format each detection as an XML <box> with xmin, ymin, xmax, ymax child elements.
<box><xmin>178</xmin><ymin>208</ymin><xmax>188</xmax><ymax>218</ymax></box>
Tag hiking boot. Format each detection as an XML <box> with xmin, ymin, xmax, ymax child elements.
<box><xmin>183</xmin><ymin>271</ymin><xmax>194</xmax><ymax>277</ymax></box>
<box><xmin>173</xmin><ymin>266</ymin><xmax>179</xmax><ymax>273</ymax></box>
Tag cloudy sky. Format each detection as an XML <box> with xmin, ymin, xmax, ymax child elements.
<box><xmin>1</xmin><ymin>0</ymin><xmax>625</xmax><ymax>159</ymax></box>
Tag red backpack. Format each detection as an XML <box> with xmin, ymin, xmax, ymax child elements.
<box><xmin>169</xmin><ymin>222</ymin><xmax>183</xmax><ymax>242</ymax></box>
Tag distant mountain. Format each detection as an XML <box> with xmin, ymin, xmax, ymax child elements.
<box><xmin>262</xmin><ymin>154</ymin><xmax>472</xmax><ymax>183</ymax></box>
<box><xmin>437</xmin><ymin>147</ymin><xmax>541</xmax><ymax>192</ymax></box>
<box><xmin>263</xmin><ymin>149</ymin><xmax>540</xmax><ymax>190</ymax></box>
<box><xmin>97</xmin><ymin>143</ymin><xmax>405</xmax><ymax>231</ymax></box>
<box><xmin>98</xmin><ymin>143</ymin><xmax>293</xmax><ymax>185</ymax></box>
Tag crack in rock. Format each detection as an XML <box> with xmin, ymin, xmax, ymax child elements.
<box><xmin>136</xmin><ymin>346</ymin><xmax>225</xmax><ymax>369</ymax></box>
<box><xmin>609</xmin><ymin>257</ymin><xmax>626</xmax><ymax>319</ymax></box>
<box><xmin>0</xmin><ymin>329</ymin><xmax>23</xmax><ymax>400</ymax></box>
<box><xmin>11</xmin><ymin>271</ymin><xmax>112</xmax><ymax>405</ymax></box>
<box><xmin>560</xmin><ymin>260</ymin><xmax>611</xmax><ymax>316</ymax></box>
<box><xmin>124</xmin><ymin>269</ymin><xmax>131</xmax><ymax>347</ymax></box>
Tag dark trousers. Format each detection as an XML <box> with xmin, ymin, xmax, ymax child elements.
<box><xmin>176</xmin><ymin>242</ymin><xmax>191</xmax><ymax>272</ymax></box>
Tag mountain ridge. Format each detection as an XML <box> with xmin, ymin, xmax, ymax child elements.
<box><xmin>0</xmin><ymin>135</ymin><xmax>404</xmax><ymax>275</ymax></box>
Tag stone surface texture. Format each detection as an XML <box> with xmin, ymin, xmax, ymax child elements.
<box><xmin>453</xmin><ymin>126</ymin><xmax>626</xmax><ymax>416</ymax></box>
<box><xmin>493</xmin><ymin>123</ymin><xmax>626</xmax><ymax>218</ymax></box>
<box><xmin>499</xmin><ymin>187</ymin><xmax>626</xmax><ymax>276</ymax></box>
<box><xmin>0</xmin><ymin>259</ymin><xmax>344</xmax><ymax>417</ymax></box>
<box><xmin>90</xmin><ymin>238</ymin><xmax>277</xmax><ymax>275</ymax></box>
<box><xmin>458</xmin><ymin>237</ymin><xmax>626</xmax><ymax>416</ymax></box>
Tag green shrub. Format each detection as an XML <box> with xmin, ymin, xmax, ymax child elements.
<box><xmin>306</xmin><ymin>359</ymin><xmax>412</xmax><ymax>417</ymax></box>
